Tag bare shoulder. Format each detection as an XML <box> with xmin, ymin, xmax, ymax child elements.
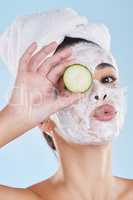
<box><xmin>0</xmin><ymin>184</ymin><xmax>42</xmax><ymax>200</ymax></box>
<box><xmin>114</xmin><ymin>176</ymin><xmax>133</xmax><ymax>188</ymax></box>
<box><xmin>27</xmin><ymin>177</ymin><xmax>56</xmax><ymax>200</ymax></box>
<box><xmin>27</xmin><ymin>172</ymin><xmax>65</xmax><ymax>200</ymax></box>
<box><xmin>113</xmin><ymin>176</ymin><xmax>133</xmax><ymax>199</ymax></box>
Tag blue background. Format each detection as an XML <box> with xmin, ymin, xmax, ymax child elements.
<box><xmin>0</xmin><ymin>0</ymin><xmax>132</xmax><ymax>187</ymax></box>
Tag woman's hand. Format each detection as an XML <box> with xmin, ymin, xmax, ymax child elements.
<box><xmin>7</xmin><ymin>41</ymin><xmax>84</xmax><ymax>129</ymax></box>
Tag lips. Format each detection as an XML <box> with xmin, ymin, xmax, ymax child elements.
<box><xmin>92</xmin><ymin>104</ymin><xmax>117</xmax><ymax>121</ymax></box>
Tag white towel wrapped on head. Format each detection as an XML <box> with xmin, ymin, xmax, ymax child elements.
<box><xmin>0</xmin><ymin>7</ymin><xmax>114</xmax><ymax>77</ymax></box>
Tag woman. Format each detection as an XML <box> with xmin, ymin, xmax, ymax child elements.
<box><xmin>0</xmin><ymin>9</ymin><xmax>132</xmax><ymax>200</ymax></box>
<box><xmin>0</xmin><ymin>36</ymin><xmax>132</xmax><ymax>200</ymax></box>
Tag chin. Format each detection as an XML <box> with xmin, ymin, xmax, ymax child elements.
<box><xmin>86</xmin><ymin>141</ymin><xmax>111</xmax><ymax>146</ymax></box>
<box><xmin>88</xmin><ymin>116</ymin><xmax>121</xmax><ymax>143</ymax></box>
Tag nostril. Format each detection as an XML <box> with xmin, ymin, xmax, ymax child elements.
<box><xmin>103</xmin><ymin>94</ymin><xmax>107</xmax><ymax>100</ymax></box>
<box><xmin>94</xmin><ymin>95</ymin><xmax>99</xmax><ymax>100</ymax></box>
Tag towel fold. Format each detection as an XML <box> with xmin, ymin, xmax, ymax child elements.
<box><xmin>0</xmin><ymin>8</ymin><xmax>114</xmax><ymax>77</ymax></box>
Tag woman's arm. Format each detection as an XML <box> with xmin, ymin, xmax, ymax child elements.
<box><xmin>0</xmin><ymin>105</ymin><xmax>31</xmax><ymax>148</ymax></box>
<box><xmin>0</xmin><ymin>41</ymin><xmax>85</xmax><ymax>199</ymax></box>
<box><xmin>0</xmin><ymin>184</ymin><xmax>41</xmax><ymax>200</ymax></box>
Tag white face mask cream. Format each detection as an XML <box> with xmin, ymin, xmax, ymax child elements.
<box><xmin>50</xmin><ymin>42</ymin><xmax>126</xmax><ymax>145</ymax></box>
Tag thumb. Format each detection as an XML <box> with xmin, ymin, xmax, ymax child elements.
<box><xmin>54</xmin><ymin>91</ymin><xmax>86</xmax><ymax>111</ymax></box>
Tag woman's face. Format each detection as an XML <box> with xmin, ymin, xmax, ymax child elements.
<box><xmin>42</xmin><ymin>43</ymin><xmax>125</xmax><ymax>145</ymax></box>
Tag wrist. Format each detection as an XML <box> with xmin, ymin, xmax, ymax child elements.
<box><xmin>0</xmin><ymin>105</ymin><xmax>33</xmax><ymax>147</ymax></box>
<box><xmin>4</xmin><ymin>104</ymin><xmax>34</xmax><ymax>131</ymax></box>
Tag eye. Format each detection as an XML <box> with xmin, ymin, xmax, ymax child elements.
<box><xmin>100</xmin><ymin>75</ymin><xmax>117</xmax><ymax>84</ymax></box>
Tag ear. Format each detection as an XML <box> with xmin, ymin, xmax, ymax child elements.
<box><xmin>38</xmin><ymin>118</ymin><xmax>56</xmax><ymax>135</ymax></box>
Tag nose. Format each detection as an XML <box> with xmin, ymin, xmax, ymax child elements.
<box><xmin>94</xmin><ymin>94</ymin><xmax>107</xmax><ymax>101</ymax></box>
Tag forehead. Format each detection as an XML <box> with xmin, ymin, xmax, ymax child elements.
<box><xmin>71</xmin><ymin>42</ymin><xmax>115</xmax><ymax>73</ymax></box>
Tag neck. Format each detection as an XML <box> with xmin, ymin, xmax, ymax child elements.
<box><xmin>54</xmin><ymin>135</ymin><xmax>113</xmax><ymax>199</ymax></box>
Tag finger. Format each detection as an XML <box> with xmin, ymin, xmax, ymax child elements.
<box><xmin>55</xmin><ymin>77</ymin><xmax>65</xmax><ymax>94</ymax></box>
<box><xmin>28</xmin><ymin>41</ymin><xmax>58</xmax><ymax>72</ymax></box>
<box><xmin>47</xmin><ymin>58</ymin><xmax>75</xmax><ymax>85</ymax></box>
<box><xmin>54</xmin><ymin>92</ymin><xmax>86</xmax><ymax>111</ymax></box>
<box><xmin>19</xmin><ymin>42</ymin><xmax>37</xmax><ymax>72</ymax></box>
<box><xmin>37</xmin><ymin>47</ymin><xmax>72</xmax><ymax>75</ymax></box>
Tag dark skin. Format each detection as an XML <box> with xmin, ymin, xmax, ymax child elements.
<box><xmin>0</xmin><ymin>42</ymin><xmax>132</xmax><ymax>200</ymax></box>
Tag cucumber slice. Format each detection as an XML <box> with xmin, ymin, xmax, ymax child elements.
<box><xmin>63</xmin><ymin>64</ymin><xmax>93</xmax><ymax>93</ymax></box>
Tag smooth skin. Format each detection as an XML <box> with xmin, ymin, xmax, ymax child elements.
<box><xmin>0</xmin><ymin>42</ymin><xmax>132</xmax><ymax>200</ymax></box>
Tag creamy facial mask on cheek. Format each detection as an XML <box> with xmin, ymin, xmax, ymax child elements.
<box><xmin>50</xmin><ymin>43</ymin><xmax>126</xmax><ymax>145</ymax></box>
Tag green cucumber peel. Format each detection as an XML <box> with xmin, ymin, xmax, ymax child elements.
<box><xmin>63</xmin><ymin>64</ymin><xmax>93</xmax><ymax>93</ymax></box>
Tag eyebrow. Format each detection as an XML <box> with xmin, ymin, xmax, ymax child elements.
<box><xmin>96</xmin><ymin>63</ymin><xmax>116</xmax><ymax>70</ymax></box>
